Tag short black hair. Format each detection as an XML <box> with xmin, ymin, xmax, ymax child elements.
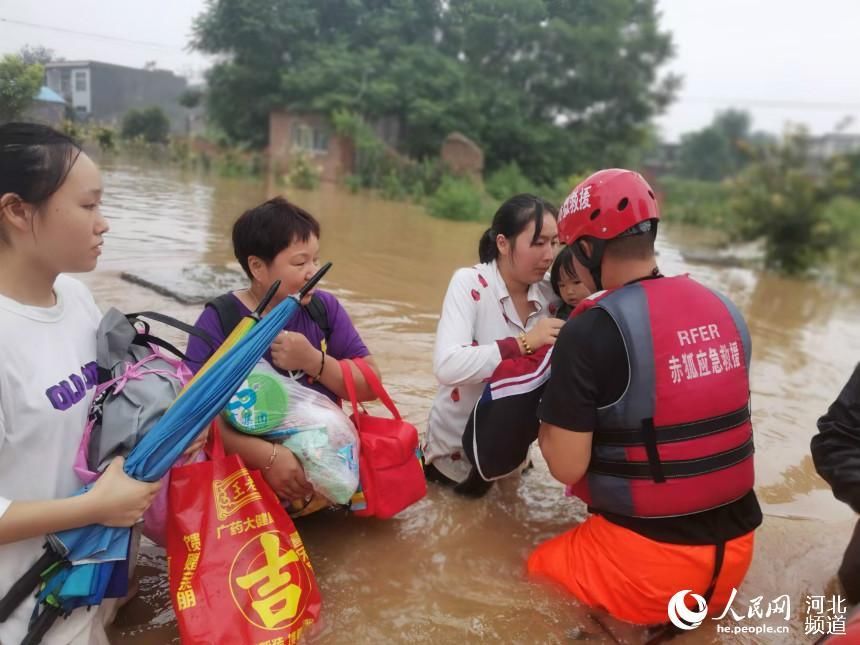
<box><xmin>604</xmin><ymin>226</ymin><xmax>657</xmax><ymax>261</ymax></box>
<box><xmin>550</xmin><ymin>244</ymin><xmax>578</xmax><ymax>298</ymax></box>
<box><xmin>232</xmin><ymin>197</ymin><xmax>321</xmax><ymax>278</ymax></box>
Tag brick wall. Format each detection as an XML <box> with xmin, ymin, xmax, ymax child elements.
<box><xmin>269</xmin><ymin>111</ymin><xmax>354</xmax><ymax>182</ymax></box>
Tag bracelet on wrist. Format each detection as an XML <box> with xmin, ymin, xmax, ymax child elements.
<box><xmin>264</xmin><ymin>442</ymin><xmax>279</xmax><ymax>471</ymax></box>
<box><xmin>519</xmin><ymin>332</ymin><xmax>534</xmax><ymax>355</ymax></box>
<box><xmin>310</xmin><ymin>348</ymin><xmax>326</xmax><ymax>382</ymax></box>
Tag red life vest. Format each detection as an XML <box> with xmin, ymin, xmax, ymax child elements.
<box><xmin>568</xmin><ymin>275</ymin><xmax>755</xmax><ymax>518</ymax></box>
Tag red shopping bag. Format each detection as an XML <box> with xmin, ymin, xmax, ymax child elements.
<box><xmin>341</xmin><ymin>358</ymin><xmax>426</xmax><ymax>518</ymax></box>
<box><xmin>167</xmin><ymin>424</ymin><xmax>322</xmax><ymax>644</ymax></box>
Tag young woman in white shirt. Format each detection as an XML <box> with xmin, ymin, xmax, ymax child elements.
<box><xmin>424</xmin><ymin>194</ymin><xmax>563</xmax><ymax>495</ymax></box>
<box><xmin>0</xmin><ymin>123</ymin><xmax>161</xmax><ymax>645</ymax></box>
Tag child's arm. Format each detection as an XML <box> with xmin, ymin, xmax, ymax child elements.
<box><xmin>0</xmin><ymin>457</ymin><xmax>161</xmax><ymax>545</ymax></box>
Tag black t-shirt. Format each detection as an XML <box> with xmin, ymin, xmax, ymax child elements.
<box><xmin>538</xmin><ymin>302</ymin><xmax>763</xmax><ymax>546</ymax></box>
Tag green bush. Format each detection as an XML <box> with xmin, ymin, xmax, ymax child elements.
<box><xmin>821</xmin><ymin>196</ymin><xmax>860</xmax><ymax>274</ymax></box>
<box><xmin>656</xmin><ymin>176</ymin><xmax>735</xmax><ymax>229</ymax></box>
<box><xmin>344</xmin><ymin>174</ymin><xmax>362</xmax><ymax>193</ymax></box>
<box><xmin>248</xmin><ymin>152</ymin><xmax>265</xmax><ymax>176</ymax></box>
<box><xmin>729</xmin><ymin>130</ymin><xmax>832</xmax><ymax>274</ymax></box>
<box><xmin>380</xmin><ymin>170</ymin><xmax>408</xmax><ymax>201</ymax></box>
<box><xmin>121</xmin><ymin>107</ymin><xmax>170</xmax><ymax>143</ymax></box>
<box><xmin>93</xmin><ymin>126</ymin><xmax>116</xmax><ymax>153</ymax></box>
<box><xmin>168</xmin><ymin>137</ymin><xmax>191</xmax><ymax>165</ymax></box>
<box><xmin>542</xmin><ymin>176</ymin><xmax>578</xmax><ymax>209</ymax></box>
<box><xmin>485</xmin><ymin>162</ymin><xmax>537</xmax><ymax>201</ymax></box>
<box><xmin>484</xmin><ymin>161</ymin><xmax>574</xmax><ymax>209</ymax></box>
<box><xmin>118</xmin><ymin>135</ymin><xmax>164</xmax><ymax>161</ymax></box>
<box><xmin>60</xmin><ymin>119</ymin><xmax>82</xmax><ymax>141</ymax></box>
<box><xmin>401</xmin><ymin>158</ymin><xmax>446</xmax><ymax>200</ymax></box>
<box><xmin>197</xmin><ymin>151</ymin><xmax>212</xmax><ymax>172</ymax></box>
<box><xmin>827</xmin><ymin>152</ymin><xmax>860</xmax><ymax>200</ymax></box>
<box><xmin>288</xmin><ymin>153</ymin><xmax>320</xmax><ymax>190</ymax></box>
<box><xmin>427</xmin><ymin>177</ymin><xmax>485</xmax><ymax>221</ymax></box>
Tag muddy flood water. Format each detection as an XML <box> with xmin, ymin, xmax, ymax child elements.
<box><xmin>73</xmin><ymin>160</ymin><xmax>860</xmax><ymax>644</ymax></box>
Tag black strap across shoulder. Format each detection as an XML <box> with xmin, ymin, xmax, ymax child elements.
<box><xmin>206</xmin><ymin>292</ymin><xmax>331</xmax><ymax>341</ymax></box>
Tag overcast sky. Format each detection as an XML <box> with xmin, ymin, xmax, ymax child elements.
<box><xmin>1</xmin><ymin>0</ymin><xmax>858</xmax><ymax>142</ymax></box>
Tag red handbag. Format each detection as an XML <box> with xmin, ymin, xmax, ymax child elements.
<box><xmin>167</xmin><ymin>424</ymin><xmax>322</xmax><ymax>644</ymax></box>
<box><xmin>340</xmin><ymin>357</ymin><xmax>426</xmax><ymax>518</ymax></box>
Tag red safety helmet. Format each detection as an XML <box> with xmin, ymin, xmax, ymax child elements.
<box><xmin>558</xmin><ymin>169</ymin><xmax>660</xmax><ymax>245</ymax></box>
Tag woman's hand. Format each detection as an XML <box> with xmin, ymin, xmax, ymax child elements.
<box><xmin>270</xmin><ymin>331</ymin><xmax>320</xmax><ymax>373</ymax></box>
<box><xmin>181</xmin><ymin>426</ymin><xmax>209</xmax><ymax>462</ymax></box>
<box><xmin>524</xmin><ymin>317</ymin><xmax>565</xmax><ymax>351</ymax></box>
<box><xmin>87</xmin><ymin>457</ymin><xmax>162</xmax><ymax>527</ymax></box>
<box><xmin>261</xmin><ymin>445</ymin><xmax>314</xmax><ymax>502</ymax></box>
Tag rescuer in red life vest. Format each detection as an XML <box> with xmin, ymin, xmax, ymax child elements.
<box><xmin>528</xmin><ymin>169</ymin><xmax>763</xmax><ymax>626</ymax></box>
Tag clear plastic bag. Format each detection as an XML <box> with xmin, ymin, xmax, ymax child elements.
<box><xmin>222</xmin><ymin>360</ymin><xmax>359</xmax><ymax>505</ymax></box>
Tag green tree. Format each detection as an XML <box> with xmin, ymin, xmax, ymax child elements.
<box><xmin>121</xmin><ymin>106</ymin><xmax>171</xmax><ymax>143</ymax></box>
<box><xmin>179</xmin><ymin>88</ymin><xmax>204</xmax><ymax>135</ymax></box>
<box><xmin>677</xmin><ymin>109</ymin><xmax>762</xmax><ymax>181</ymax></box>
<box><xmin>0</xmin><ymin>55</ymin><xmax>44</xmax><ymax>122</ymax></box>
<box><xmin>441</xmin><ymin>0</ymin><xmax>678</xmax><ymax>180</ymax></box>
<box><xmin>730</xmin><ymin>128</ymin><xmax>835</xmax><ymax>274</ymax></box>
<box><xmin>179</xmin><ymin>88</ymin><xmax>204</xmax><ymax>110</ymax></box>
<box><xmin>827</xmin><ymin>151</ymin><xmax>860</xmax><ymax>200</ymax></box>
<box><xmin>191</xmin><ymin>0</ymin><xmax>677</xmax><ymax>181</ymax></box>
<box><xmin>94</xmin><ymin>126</ymin><xmax>116</xmax><ymax>153</ymax></box>
<box><xmin>821</xmin><ymin>196</ymin><xmax>860</xmax><ymax>275</ymax></box>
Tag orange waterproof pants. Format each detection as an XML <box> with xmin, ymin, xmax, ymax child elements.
<box><xmin>527</xmin><ymin>515</ymin><xmax>755</xmax><ymax>625</ymax></box>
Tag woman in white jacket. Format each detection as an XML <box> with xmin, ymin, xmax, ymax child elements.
<box><xmin>424</xmin><ymin>194</ymin><xmax>562</xmax><ymax>495</ymax></box>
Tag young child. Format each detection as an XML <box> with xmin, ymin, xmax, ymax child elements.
<box><xmin>550</xmin><ymin>244</ymin><xmax>591</xmax><ymax>320</ymax></box>
<box><xmin>0</xmin><ymin>123</ymin><xmax>161</xmax><ymax>644</ymax></box>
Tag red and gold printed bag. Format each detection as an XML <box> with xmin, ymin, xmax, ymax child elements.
<box><xmin>167</xmin><ymin>424</ymin><xmax>322</xmax><ymax>644</ymax></box>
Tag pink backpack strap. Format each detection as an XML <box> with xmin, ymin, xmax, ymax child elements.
<box><xmin>75</xmin><ymin>345</ymin><xmax>190</xmax><ymax>485</ymax></box>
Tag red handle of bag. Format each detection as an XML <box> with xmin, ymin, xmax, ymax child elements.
<box><xmin>204</xmin><ymin>420</ymin><xmax>226</xmax><ymax>460</ymax></box>
<box><xmin>339</xmin><ymin>359</ymin><xmax>363</xmax><ymax>431</ymax></box>
<box><xmin>338</xmin><ymin>357</ymin><xmax>403</xmax><ymax>429</ymax></box>
<box><xmin>350</xmin><ymin>357</ymin><xmax>402</xmax><ymax>420</ymax></box>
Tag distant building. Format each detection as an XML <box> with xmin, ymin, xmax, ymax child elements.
<box><xmin>44</xmin><ymin>61</ymin><xmax>188</xmax><ymax>133</ymax></box>
<box><xmin>24</xmin><ymin>86</ymin><xmax>66</xmax><ymax>125</ymax></box>
<box><xmin>643</xmin><ymin>142</ymin><xmax>680</xmax><ymax>176</ymax></box>
<box><xmin>269</xmin><ymin>111</ymin><xmax>354</xmax><ymax>182</ymax></box>
<box><xmin>807</xmin><ymin>132</ymin><xmax>860</xmax><ymax>161</ymax></box>
<box><xmin>269</xmin><ymin>109</ymin><xmax>406</xmax><ymax>182</ymax></box>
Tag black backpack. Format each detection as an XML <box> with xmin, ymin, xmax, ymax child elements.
<box><xmin>206</xmin><ymin>292</ymin><xmax>332</xmax><ymax>343</ymax></box>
